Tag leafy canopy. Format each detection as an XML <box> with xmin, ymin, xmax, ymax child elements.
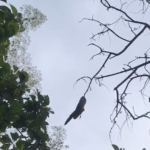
<box><xmin>0</xmin><ymin>1</ymin><xmax>53</xmax><ymax>150</ymax></box>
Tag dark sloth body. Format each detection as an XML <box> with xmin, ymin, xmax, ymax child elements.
<box><xmin>64</xmin><ymin>96</ymin><xmax>86</xmax><ymax>125</ymax></box>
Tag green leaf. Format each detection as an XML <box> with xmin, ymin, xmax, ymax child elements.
<box><xmin>2</xmin><ymin>92</ymin><xmax>13</xmax><ymax>100</ymax></box>
<box><xmin>10</xmin><ymin>100</ymin><xmax>22</xmax><ymax>114</ymax></box>
<box><xmin>50</xmin><ymin>110</ymin><xmax>54</xmax><ymax>114</ymax></box>
<box><xmin>0</xmin><ymin>103</ymin><xmax>7</xmax><ymax>117</ymax></box>
<box><xmin>26</xmin><ymin>113</ymin><xmax>35</xmax><ymax>120</ymax></box>
<box><xmin>16</xmin><ymin>139</ymin><xmax>24</xmax><ymax>150</ymax></box>
<box><xmin>1</xmin><ymin>0</ymin><xmax>7</xmax><ymax>2</ymax></box>
<box><xmin>10</xmin><ymin>4</ymin><xmax>17</xmax><ymax>17</ymax></box>
<box><xmin>2</xmin><ymin>143</ymin><xmax>10</xmax><ymax>149</ymax></box>
<box><xmin>30</xmin><ymin>95</ymin><xmax>36</xmax><ymax>101</ymax></box>
<box><xmin>26</xmin><ymin>89</ymin><xmax>30</xmax><ymax>93</ymax></box>
<box><xmin>0</xmin><ymin>55</ymin><xmax>4</xmax><ymax>66</ymax></box>
<box><xmin>11</xmin><ymin>132</ymin><xmax>19</xmax><ymax>141</ymax></box>
<box><xmin>13</xmin><ymin>65</ymin><xmax>19</xmax><ymax>72</ymax></box>
<box><xmin>0</xmin><ymin>6</ymin><xmax>11</xmax><ymax>13</ymax></box>
<box><xmin>43</xmin><ymin>95</ymin><xmax>49</xmax><ymax>105</ymax></box>
<box><xmin>13</xmin><ymin>117</ymin><xmax>26</xmax><ymax>128</ymax></box>
<box><xmin>0</xmin><ymin>81</ymin><xmax>6</xmax><ymax>91</ymax></box>
<box><xmin>0</xmin><ymin>11</ymin><xmax>4</xmax><ymax>23</ymax></box>
<box><xmin>0</xmin><ymin>122</ymin><xmax>7</xmax><ymax>132</ymax></box>
<box><xmin>38</xmin><ymin>94</ymin><xmax>44</xmax><ymax>102</ymax></box>
<box><xmin>19</xmin><ymin>71</ymin><xmax>29</xmax><ymax>82</ymax></box>
<box><xmin>7</xmin><ymin>22</ymin><xmax>19</xmax><ymax>36</ymax></box>
<box><xmin>44</xmin><ymin>121</ymin><xmax>49</xmax><ymax>125</ymax></box>
<box><xmin>2</xmin><ymin>62</ymin><xmax>11</xmax><ymax>74</ymax></box>
<box><xmin>0</xmin><ymin>27</ymin><xmax>5</xmax><ymax>41</ymax></box>
<box><xmin>41</xmin><ymin>123</ymin><xmax>47</xmax><ymax>132</ymax></box>
<box><xmin>13</xmin><ymin>88</ymin><xmax>21</xmax><ymax>97</ymax></box>
<box><xmin>112</xmin><ymin>144</ymin><xmax>119</xmax><ymax>150</ymax></box>
<box><xmin>2</xmin><ymin>134</ymin><xmax>11</xmax><ymax>143</ymax></box>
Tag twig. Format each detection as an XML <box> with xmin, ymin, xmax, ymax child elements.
<box><xmin>84</xmin><ymin>54</ymin><xmax>111</xmax><ymax>96</ymax></box>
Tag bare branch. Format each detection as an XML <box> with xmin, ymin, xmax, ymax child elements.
<box><xmin>77</xmin><ymin>0</ymin><xmax>150</xmax><ymax>142</ymax></box>
<box><xmin>96</xmin><ymin>60</ymin><xmax>150</xmax><ymax>80</ymax></box>
<box><xmin>110</xmin><ymin>26</ymin><xmax>146</xmax><ymax>59</ymax></box>
<box><xmin>100</xmin><ymin>0</ymin><xmax>134</xmax><ymax>20</ymax></box>
<box><xmin>84</xmin><ymin>54</ymin><xmax>111</xmax><ymax>96</ymax></box>
<box><xmin>88</xmin><ymin>43</ymin><xmax>116</xmax><ymax>56</ymax></box>
<box><xmin>80</xmin><ymin>17</ymin><xmax>130</xmax><ymax>42</ymax></box>
<box><xmin>114</xmin><ymin>69</ymin><xmax>137</xmax><ymax>90</ymax></box>
<box><xmin>74</xmin><ymin>76</ymin><xmax>91</xmax><ymax>88</ymax></box>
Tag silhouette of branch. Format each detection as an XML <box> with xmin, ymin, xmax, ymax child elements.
<box><xmin>84</xmin><ymin>54</ymin><xmax>111</xmax><ymax>96</ymax></box>
<box><xmin>77</xmin><ymin>0</ymin><xmax>150</xmax><ymax>142</ymax></box>
<box><xmin>96</xmin><ymin>60</ymin><xmax>150</xmax><ymax>80</ymax></box>
<box><xmin>80</xmin><ymin>17</ymin><xmax>130</xmax><ymax>42</ymax></box>
<box><xmin>81</xmin><ymin>18</ymin><xmax>146</xmax><ymax>59</ymax></box>
<box><xmin>111</xmin><ymin>26</ymin><xmax>146</xmax><ymax>59</ymax></box>
<box><xmin>114</xmin><ymin>69</ymin><xmax>137</xmax><ymax>90</ymax></box>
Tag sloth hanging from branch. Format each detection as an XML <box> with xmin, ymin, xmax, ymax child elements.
<box><xmin>64</xmin><ymin>54</ymin><xmax>111</xmax><ymax>125</ymax></box>
<box><xmin>64</xmin><ymin>96</ymin><xmax>86</xmax><ymax>125</ymax></box>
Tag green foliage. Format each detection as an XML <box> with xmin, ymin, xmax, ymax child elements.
<box><xmin>0</xmin><ymin>5</ymin><xmax>19</xmax><ymax>42</ymax></box>
<box><xmin>112</xmin><ymin>144</ymin><xmax>120</xmax><ymax>150</ymax></box>
<box><xmin>112</xmin><ymin>144</ymin><xmax>146</xmax><ymax>150</ymax></box>
<box><xmin>0</xmin><ymin>2</ymin><xmax>53</xmax><ymax>150</ymax></box>
<box><xmin>10</xmin><ymin>5</ymin><xmax>18</xmax><ymax>17</ymax></box>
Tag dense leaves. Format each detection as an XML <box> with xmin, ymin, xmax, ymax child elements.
<box><xmin>0</xmin><ymin>2</ymin><xmax>53</xmax><ymax>150</ymax></box>
<box><xmin>112</xmin><ymin>144</ymin><xmax>120</xmax><ymax>150</ymax></box>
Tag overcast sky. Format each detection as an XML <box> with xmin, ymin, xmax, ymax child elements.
<box><xmin>5</xmin><ymin>0</ymin><xmax>150</xmax><ymax>149</ymax></box>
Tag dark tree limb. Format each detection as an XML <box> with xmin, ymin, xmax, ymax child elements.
<box><xmin>84</xmin><ymin>54</ymin><xmax>111</xmax><ymax>96</ymax></box>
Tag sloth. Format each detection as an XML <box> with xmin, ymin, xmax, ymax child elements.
<box><xmin>64</xmin><ymin>96</ymin><xmax>86</xmax><ymax>125</ymax></box>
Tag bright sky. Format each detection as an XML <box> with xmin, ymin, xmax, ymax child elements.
<box><xmin>6</xmin><ymin>0</ymin><xmax>150</xmax><ymax>150</ymax></box>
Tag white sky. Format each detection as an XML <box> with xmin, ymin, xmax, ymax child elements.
<box><xmin>5</xmin><ymin>0</ymin><xmax>150</xmax><ymax>150</ymax></box>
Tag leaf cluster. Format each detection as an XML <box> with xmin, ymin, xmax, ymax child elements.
<box><xmin>0</xmin><ymin>1</ymin><xmax>53</xmax><ymax>150</ymax></box>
